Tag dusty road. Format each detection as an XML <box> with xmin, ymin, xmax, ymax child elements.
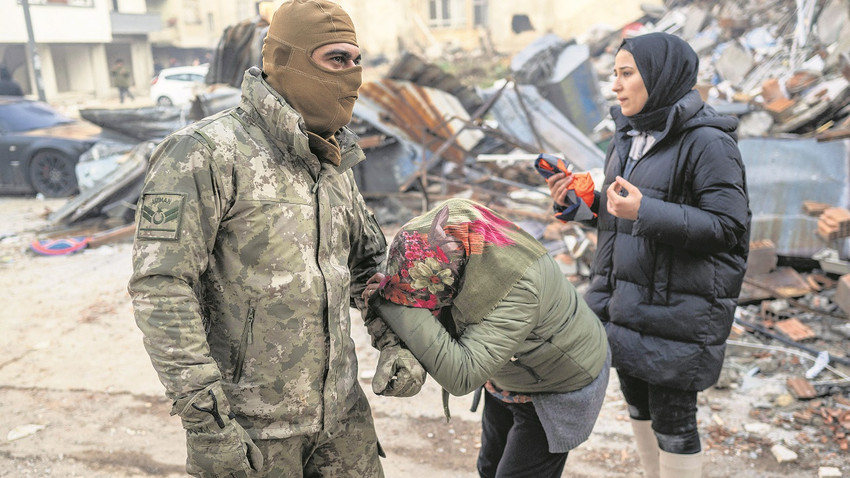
<box><xmin>0</xmin><ymin>196</ymin><xmax>844</xmax><ymax>477</ymax></box>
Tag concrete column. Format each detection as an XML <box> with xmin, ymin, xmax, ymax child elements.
<box><xmin>130</xmin><ymin>40</ymin><xmax>154</xmax><ymax>96</ymax></box>
<box><xmin>34</xmin><ymin>44</ymin><xmax>58</xmax><ymax>101</ymax></box>
<box><xmin>91</xmin><ymin>43</ymin><xmax>110</xmax><ymax>99</ymax></box>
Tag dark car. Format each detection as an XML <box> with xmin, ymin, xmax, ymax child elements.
<box><xmin>0</xmin><ymin>96</ymin><xmax>109</xmax><ymax>197</ymax></box>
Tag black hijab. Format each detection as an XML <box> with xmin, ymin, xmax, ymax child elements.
<box><xmin>618</xmin><ymin>32</ymin><xmax>699</xmax><ymax>132</ymax></box>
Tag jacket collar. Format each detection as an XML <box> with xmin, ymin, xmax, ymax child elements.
<box><xmin>239</xmin><ymin>67</ymin><xmax>365</xmax><ymax>173</ymax></box>
<box><xmin>611</xmin><ymin>90</ymin><xmax>706</xmax><ymax>166</ymax></box>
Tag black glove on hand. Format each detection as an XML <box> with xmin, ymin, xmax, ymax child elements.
<box><xmin>174</xmin><ymin>383</ymin><xmax>264</xmax><ymax>478</ymax></box>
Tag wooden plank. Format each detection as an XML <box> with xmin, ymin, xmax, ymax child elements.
<box><xmin>87</xmin><ymin>224</ymin><xmax>136</xmax><ymax>248</ymax></box>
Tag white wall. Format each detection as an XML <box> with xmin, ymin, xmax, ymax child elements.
<box><xmin>52</xmin><ymin>45</ymin><xmax>97</xmax><ymax>94</ymax></box>
<box><xmin>0</xmin><ymin>0</ymin><xmax>112</xmax><ymax>44</ymax></box>
<box><xmin>116</xmin><ymin>0</ymin><xmax>147</xmax><ymax>14</ymax></box>
<box><xmin>341</xmin><ymin>0</ymin><xmax>406</xmax><ymax>60</ymax></box>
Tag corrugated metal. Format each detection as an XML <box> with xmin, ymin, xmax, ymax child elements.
<box><xmin>482</xmin><ymin>82</ymin><xmax>605</xmax><ymax>171</ymax></box>
<box><xmin>355</xmin><ymin>79</ymin><xmax>484</xmax><ymax>165</ymax></box>
<box><xmin>740</xmin><ymin>137</ymin><xmax>850</xmax><ymax>257</ymax></box>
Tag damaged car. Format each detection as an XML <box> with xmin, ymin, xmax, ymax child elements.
<box><xmin>0</xmin><ymin>96</ymin><xmax>132</xmax><ymax>198</ymax></box>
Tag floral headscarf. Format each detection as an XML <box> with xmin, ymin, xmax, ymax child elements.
<box><xmin>378</xmin><ymin>198</ymin><xmax>547</xmax><ymax>329</ymax></box>
<box><xmin>380</xmin><ymin>227</ymin><xmax>464</xmax><ymax>310</ymax></box>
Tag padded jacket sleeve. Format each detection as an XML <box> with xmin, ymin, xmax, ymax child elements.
<box><xmin>128</xmin><ymin>134</ymin><xmax>229</xmax><ymax>403</ymax></box>
<box><xmin>372</xmin><ymin>272</ymin><xmax>539</xmax><ymax>396</ymax></box>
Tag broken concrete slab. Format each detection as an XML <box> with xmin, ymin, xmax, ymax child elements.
<box><xmin>746</xmin><ymin>239</ymin><xmax>778</xmax><ymax>276</ymax></box>
<box><xmin>815</xmin><ymin>0</ymin><xmax>850</xmax><ymax>46</ymax></box>
<box><xmin>715</xmin><ymin>42</ymin><xmax>755</xmax><ymax>85</ymax></box>
<box><xmin>833</xmin><ymin>274</ymin><xmax>850</xmax><ymax>315</ymax></box>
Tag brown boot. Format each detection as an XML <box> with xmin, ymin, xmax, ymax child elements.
<box><xmin>659</xmin><ymin>449</ymin><xmax>702</xmax><ymax>478</ymax></box>
<box><xmin>630</xmin><ymin>419</ymin><xmax>659</xmax><ymax>478</ymax></box>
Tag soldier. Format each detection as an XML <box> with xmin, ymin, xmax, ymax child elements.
<box><xmin>111</xmin><ymin>59</ymin><xmax>134</xmax><ymax>104</ymax></box>
<box><xmin>128</xmin><ymin>1</ymin><xmax>388</xmax><ymax>476</ymax></box>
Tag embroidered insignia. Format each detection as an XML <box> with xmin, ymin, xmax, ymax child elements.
<box><xmin>137</xmin><ymin>193</ymin><xmax>185</xmax><ymax>240</ymax></box>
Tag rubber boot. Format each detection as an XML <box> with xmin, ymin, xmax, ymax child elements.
<box><xmin>659</xmin><ymin>449</ymin><xmax>702</xmax><ymax>478</ymax></box>
<box><xmin>630</xmin><ymin>418</ymin><xmax>659</xmax><ymax>478</ymax></box>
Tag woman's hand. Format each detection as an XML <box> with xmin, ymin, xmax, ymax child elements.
<box><xmin>606</xmin><ymin>176</ymin><xmax>642</xmax><ymax>220</ymax></box>
<box><xmin>362</xmin><ymin>272</ymin><xmax>386</xmax><ymax>307</ymax></box>
<box><xmin>546</xmin><ymin>172</ymin><xmax>574</xmax><ymax>207</ymax></box>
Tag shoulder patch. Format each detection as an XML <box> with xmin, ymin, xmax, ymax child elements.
<box><xmin>137</xmin><ymin>193</ymin><xmax>186</xmax><ymax>240</ymax></box>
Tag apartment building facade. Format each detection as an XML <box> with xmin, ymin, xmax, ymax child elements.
<box><xmin>343</xmin><ymin>0</ymin><xmax>663</xmax><ymax>60</ymax></box>
<box><xmin>0</xmin><ymin>0</ymin><xmax>660</xmax><ymax>102</ymax></box>
<box><xmin>0</xmin><ymin>0</ymin><xmax>257</xmax><ymax>102</ymax></box>
<box><xmin>0</xmin><ymin>0</ymin><xmax>160</xmax><ymax>101</ymax></box>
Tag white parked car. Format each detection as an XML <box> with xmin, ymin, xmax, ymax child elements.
<box><xmin>149</xmin><ymin>64</ymin><xmax>209</xmax><ymax>107</ymax></box>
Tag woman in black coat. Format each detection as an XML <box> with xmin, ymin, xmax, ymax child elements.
<box><xmin>546</xmin><ymin>32</ymin><xmax>750</xmax><ymax>477</ymax></box>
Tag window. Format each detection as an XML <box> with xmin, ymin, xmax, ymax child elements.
<box><xmin>473</xmin><ymin>0</ymin><xmax>487</xmax><ymax>27</ymax></box>
<box><xmin>427</xmin><ymin>0</ymin><xmax>466</xmax><ymax>28</ymax></box>
<box><xmin>18</xmin><ymin>0</ymin><xmax>95</xmax><ymax>6</ymax></box>
<box><xmin>182</xmin><ymin>0</ymin><xmax>202</xmax><ymax>25</ymax></box>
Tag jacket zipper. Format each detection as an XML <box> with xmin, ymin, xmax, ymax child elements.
<box><xmin>233</xmin><ymin>306</ymin><xmax>255</xmax><ymax>384</ymax></box>
<box><xmin>314</xmin><ymin>174</ymin><xmax>331</xmax><ymax>429</ymax></box>
<box><xmin>510</xmin><ymin>355</ymin><xmax>543</xmax><ymax>383</ymax></box>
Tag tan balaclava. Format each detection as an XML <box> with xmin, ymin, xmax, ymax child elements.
<box><xmin>262</xmin><ymin>0</ymin><xmax>362</xmax><ymax>143</ymax></box>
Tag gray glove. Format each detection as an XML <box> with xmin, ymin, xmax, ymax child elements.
<box><xmin>372</xmin><ymin>345</ymin><xmax>427</xmax><ymax>397</ymax></box>
<box><xmin>174</xmin><ymin>383</ymin><xmax>264</xmax><ymax>478</ymax></box>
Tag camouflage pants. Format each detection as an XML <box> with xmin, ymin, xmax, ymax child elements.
<box><xmin>252</xmin><ymin>391</ymin><xmax>384</xmax><ymax>477</ymax></box>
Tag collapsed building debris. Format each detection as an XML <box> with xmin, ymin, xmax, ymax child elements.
<box><xmin>593</xmin><ymin>0</ymin><xmax>850</xmax><ymax>139</ymax></box>
<box><xmin>20</xmin><ymin>3</ymin><xmax>849</xmax><ymax>462</ymax></box>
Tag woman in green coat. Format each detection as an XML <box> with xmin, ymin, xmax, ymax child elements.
<box><xmin>363</xmin><ymin>198</ymin><xmax>610</xmax><ymax>478</ymax></box>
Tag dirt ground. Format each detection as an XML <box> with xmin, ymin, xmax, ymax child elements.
<box><xmin>0</xmin><ymin>196</ymin><xmax>846</xmax><ymax>477</ymax></box>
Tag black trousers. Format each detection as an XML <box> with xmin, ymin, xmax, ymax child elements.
<box><xmin>118</xmin><ymin>87</ymin><xmax>134</xmax><ymax>103</ymax></box>
<box><xmin>477</xmin><ymin>392</ymin><xmax>568</xmax><ymax>478</ymax></box>
<box><xmin>618</xmin><ymin>371</ymin><xmax>701</xmax><ymax>454</ymax></box>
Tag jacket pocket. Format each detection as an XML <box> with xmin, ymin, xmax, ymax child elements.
<box><xmin>651</xmin><ymin>246</ymin><xmax>671</xmax><ymax>305</ymax></box>
<box><xmin>509</xmin><ymin>354</ymin><xmax>543</xmax><ymax>384</ymax></box>
<box><xmin>233</xmin><ymin>305</ymin><xmax>255</xmax><ymax>384</ymax></box>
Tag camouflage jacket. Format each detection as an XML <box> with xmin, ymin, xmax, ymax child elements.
<box><xmin>128</xmin><ymin>67</ymin><xmax>386</xmax><ymax>439</ymax></box>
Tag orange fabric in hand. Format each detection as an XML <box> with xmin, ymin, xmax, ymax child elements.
<box><xmin>568</xmin><ymin>172</ymin><xmax>595</xmax><ymax>207</ymax></box>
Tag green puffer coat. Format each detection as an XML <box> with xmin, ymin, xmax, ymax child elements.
<box><xmin>374</xmin><ymin>253</ymin><xmax>608</xmax><ymax>396</ymax></box>
<box><xmin>129</xmin><ymin>67</ymin><xmax>387</xmax><ymax>439</ymax></box>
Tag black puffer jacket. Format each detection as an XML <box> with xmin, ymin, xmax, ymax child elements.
<box><xmin>585</xmin><ymin>90</ymin><xmax>750</xmax><ymax>391</ymax></box>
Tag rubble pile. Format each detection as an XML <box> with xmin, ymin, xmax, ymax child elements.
<box><xmin>588</xmin><ymin>0</ymin><xmax>850</xmax><ymax>139</ymax></box>
<box><xmin>703</xmin><ymin>422</ymin><xmax>773</xmax><ymax>456</ymax></box>
<box><xmin>24</xmin><ymin>3</ymin><xmax>849</xmax><ymax>469</ymax></box>
<box><xmin>786</xmin><ymin>398</ymin><xmax>850</xmax><ymax>452</ymax></box>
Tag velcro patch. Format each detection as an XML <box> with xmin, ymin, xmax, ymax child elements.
<box><xmin>137</xmin><ymin>193</ymin><xmax>186</xmax><ymax>240</ymax></box>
